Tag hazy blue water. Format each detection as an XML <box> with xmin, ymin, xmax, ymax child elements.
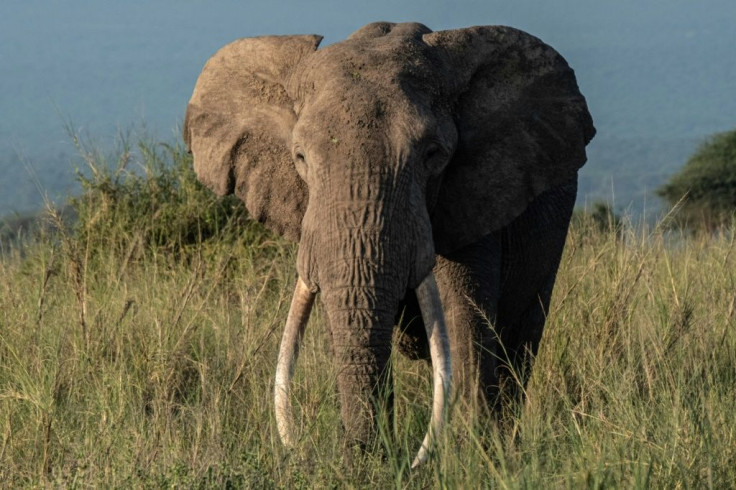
<box><xmin>1</xmin><ymin>0</ymin><xmax>735</xmax><ymax>215</ymax></box>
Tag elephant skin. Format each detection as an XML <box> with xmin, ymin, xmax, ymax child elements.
<box><xmin>184</xmin><ymin>21</ymin><xmax>595</xmax><ymax>455</ymax></box>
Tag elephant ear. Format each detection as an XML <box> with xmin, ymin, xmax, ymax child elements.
<box><xmin>423</xmin><ymin>26</ymin><xmax>595</xmax><ymax>254</ymax></box>
<box><xmin>184</xmin><ymin>34</ymin><xmax>322</xmax><ymax>241</ymax></box>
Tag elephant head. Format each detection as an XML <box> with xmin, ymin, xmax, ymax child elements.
<box><xmin>184</xmin><ymin>22</ymin><xmax>594</xmax><ymax>465</ymax></box>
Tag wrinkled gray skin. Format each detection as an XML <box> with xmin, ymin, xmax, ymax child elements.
<box><xmin>185</xmin><ymin>22</ymin><xmax>595</xmax><ymax>448</ymax></box>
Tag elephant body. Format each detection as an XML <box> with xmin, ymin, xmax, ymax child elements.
<box><xmin>184</xmin><ymin>21</ymin><xmax>594</xmax><ymax>459</ymax></box>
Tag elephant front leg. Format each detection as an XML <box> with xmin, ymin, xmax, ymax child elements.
<box><xmin>433</xmin><ymin>234</ymin><xmax>502</xmax><ymax>411</ymax></box>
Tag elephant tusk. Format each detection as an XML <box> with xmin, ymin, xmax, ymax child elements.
<box><xmin>274</xmin><ymin>277</ymin><xmax>316</xmax><ymax>447</ymax></box>
<box><xmin>412</xmin><ymin>272</ymin><xmax>452</xmax><ymax>469</ymax></box>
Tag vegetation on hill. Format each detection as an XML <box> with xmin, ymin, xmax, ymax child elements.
<box><xmin>1</xmin><ymin>136</ymin><xmax>735</xmax><ymax>487</ymax></box>
<box><xmin>658</xmin><ymin>128</ymin><xmax>736</xmax><ymax>230</ymax></box>
<box><xmin>68</xmin><ymin>134</ymin><xmax>264</xmax><ymax>255</ymax></box>
<box><xmin>572</xmin><ymin>201</ymin><xmax>623</xmax><ymax>236</ymax></box>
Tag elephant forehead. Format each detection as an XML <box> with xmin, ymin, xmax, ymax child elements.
<box><xmin>292</xmin><ymin>36</ymin><xmax>440</xmax><ymax>102</ymax></box>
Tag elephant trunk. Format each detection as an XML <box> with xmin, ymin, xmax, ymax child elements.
<box><xmin>319</xmin><ymin>261</ymin><xmax>404</xmax><ymax>448</ymax></box>
<box><xmin>319</xmin><ymin>251</ymin><xmax>451</xmax><ymax>460</ymax></box>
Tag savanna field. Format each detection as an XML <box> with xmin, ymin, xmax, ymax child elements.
<box><xmin>1</xmin><ymin>139</ymin><xmax>734</xmax><ymax>488</ymax></box>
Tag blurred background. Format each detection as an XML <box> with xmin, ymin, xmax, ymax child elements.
<box><xmin>1</xmin><ymin>0</ymin><xmax>734</xmax><ymax>218</ymax></box>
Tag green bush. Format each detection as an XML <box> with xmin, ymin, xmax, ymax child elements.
<box><xmin>657</xmin><ymin>129</ymin><xmax>736</xmax><ymax>229</ymax></box>
<box><xmin>68</xmin><ymin>133</ymin><xmax>272</xmax><ymax>258</ymax></box>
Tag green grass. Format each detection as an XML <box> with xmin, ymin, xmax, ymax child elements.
<box><xmin>1</xmin><ymin>138</ymin><xmax>735</xmax><ymax>487</ymax></box>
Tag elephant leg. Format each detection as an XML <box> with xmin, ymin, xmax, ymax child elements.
<box><xmin>495</xmin><ymin>269</ymin><xmax>557</xmax><ymax>405</ymax></box>
<box><xmin>495</xmin><ymin>177</ymin><xmax>577</xmax><ymax>403</ymax></box>
<box><xmin>433</xmin><ymin>233</ymin><xmax>502</xmax><ymax>409</ymax></box>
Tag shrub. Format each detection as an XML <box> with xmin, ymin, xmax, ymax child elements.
<box><xmin>68</xmin><ymin>133</ymin><xmax>272</xmax><ymax>258</ymax></box>
<box><xmin>657</xmin><ymin>129</ymin><xmax>736</xmax><ymax>229</ymax></box>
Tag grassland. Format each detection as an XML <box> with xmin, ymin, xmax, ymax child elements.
<box><xmin>1</xmin><ymin>139</ymin><xmax>734</xmax><ymax>488</ymax></box>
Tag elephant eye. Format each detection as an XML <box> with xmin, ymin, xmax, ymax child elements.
<box><xmin>423</xmin><ymin>142</ymin><xmax>448</xmax><ymax>175</ymax></box>
<box><xmin>425</xmin><ymin>145</ymin><xmax>440</xmax><ymax>161</ymax></box>
<box><xmin>293</xmin><ymin>150</ymin><xmax>308</xmax><ymax>181</ymax></box>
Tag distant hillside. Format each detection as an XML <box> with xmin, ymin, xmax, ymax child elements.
<box><xmin>578</xmin><ymin>135</ymin><xmax>701</xmax><ymax>216</ymax></box>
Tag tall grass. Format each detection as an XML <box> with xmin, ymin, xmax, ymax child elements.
<box><xmin>1</xmin><ymin>137</ymin><xmax>734</xmax><ymax>487</ymax></box>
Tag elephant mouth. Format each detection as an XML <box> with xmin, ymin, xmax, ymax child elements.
<box><xmin>273</xmin><ymin>271</ymin><xmax>452</xmax><ymax>468</ymax></box>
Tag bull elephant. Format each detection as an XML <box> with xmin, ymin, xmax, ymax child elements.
<box><xmin>184</xmin><ymin>21</ymin><xmax>595</xmax><ymax>466</ymax></box>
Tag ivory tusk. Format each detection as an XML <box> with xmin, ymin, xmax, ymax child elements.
<box><xmin>274</xmin><ymin>277</ymin><xmax>316</xmax><ymax>447</ymax></box>
<box><xmin>412</xmin><ymin>272</ymin><xmax>452</xmax><ymax>469</ymax></box>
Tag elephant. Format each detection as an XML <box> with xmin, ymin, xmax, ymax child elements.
<box><xmin>184</xmin><ymin>21</ymin><xmax>595</xmax><ymax>466</ymax></box>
